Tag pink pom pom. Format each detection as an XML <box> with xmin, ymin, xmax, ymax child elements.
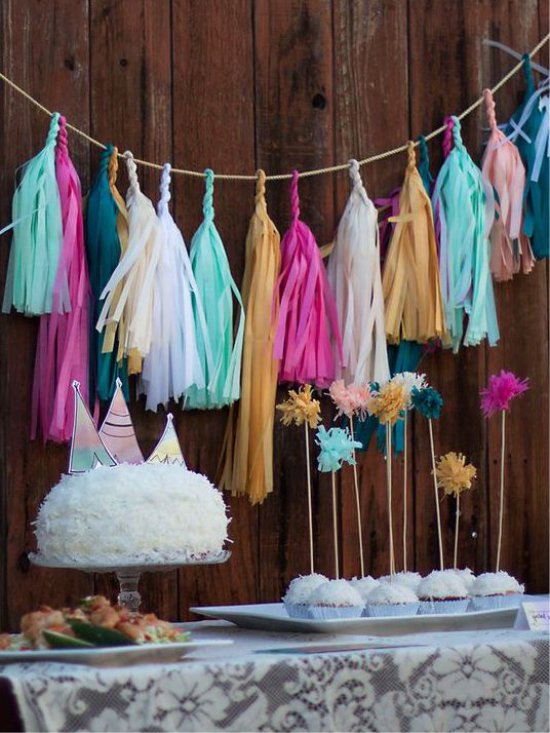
<box><xmin>480</xmin><ymin>370</ymin><xmax>529</xmax><ymax>417</ymax></box>
<box><xmin>329</xmin><ymin>380</ymin><xmax>371</xmax><ymax>419</ymax></box>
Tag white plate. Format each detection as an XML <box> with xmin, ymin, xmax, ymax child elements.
<box><xmin>0</xmin><ymin>639</ymin><xmax>232</xmax><ymax>666</ymax></box>
<box><xmin>190</xmin><ymin>603</ymin><xmax>518</xmax><ymax>635</ymax></box>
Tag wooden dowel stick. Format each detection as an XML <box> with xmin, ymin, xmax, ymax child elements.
<box><xmin>331</xmin><ymin>472</ymin><xmax>339</xmax><ymax>579</ymax></box>
<box><xmin>428</xmin><ymin>418</ymin><xmax>444</xmax><ymax>570</ymax></box>
<box><xmin>304</xmin><ymin>422</ymin><xmax>314</xmax><ymax>574</ymax></box>
<box><xmin>454</xmin><ymin>493</ymin><xmax>460</xmax><ymax>570</ymax></box>
<box><xmin>403</xmin><ymin>411</ymin><xmax>408</xmax><ymax>572</ymax></box>
<box><xmin>349</xmin><ymin>420</ymin><xmax>365</xmax><ymax>577</ymax></box>
<box><xmin>496</xmin><ymin>410</ymin><xmax>506</xmax><ymax>572</ymax></box>
<box><xmin>386</xmin><ymin>423</ymin><xmax>395</xmax><ymax>576</ymax></box>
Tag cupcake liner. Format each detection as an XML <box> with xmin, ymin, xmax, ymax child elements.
<box><xmin>471</xmin><ymin>594</ymin><xmax>524</xmax><ymax>611</ymax></box>
<box><xmin>367</xmin><ymin>602</ymin><xmax>419</xmax><ymax>617</ymax></box>
<box><xmin>284</xmin><ymin>602</ymin><xmax>312</xmax><ymax>619</ymax></box>
<box><xmin>418</xmin><ymin>599</ymin><xmax>470</xmax><ymax>615</ymax></box>
<box><xmin>308</xmin><ymin>605</ymin><xmax>364</xmax><ymax>620</ymax></box>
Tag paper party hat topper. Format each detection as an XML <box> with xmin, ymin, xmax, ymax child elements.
<box><xmin>68</xmin><ymin>383</ymin><xmax>186</xmax><ymax>474</ymax></box>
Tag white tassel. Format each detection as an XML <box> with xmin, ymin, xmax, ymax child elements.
<box><xmin>96</xmin><ymin>151</ymin><xmax>160</xmax><ymax>365</ymax></box>
<box><xmin>327</xmin><ymin>160</ymin><xmax>390</xmax><ymax>385</ymax></box>
<box><xmin>140</xmin><ymin>164</ymin><xmax>207</xmax><ymax>411</ymax></box>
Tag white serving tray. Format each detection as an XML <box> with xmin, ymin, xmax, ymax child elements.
<box><xmin>190</xmin><ymin>602</ymin><xmax>518</xmax><ymax>635</ymax></box>
<box><xmin>0</xmin><ymin>639</ymin><xmax>232</xmax><ymax>667</ymax></box>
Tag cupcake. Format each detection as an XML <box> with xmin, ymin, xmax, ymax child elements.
<box><xmin>308</xmin><ymin>580</ymin><xmax>364</xmax><ymax>619</ymax></box>
<box><xmin>283</xmin><ymin>573</ymin><xmax>328</xmax><ymax>618</ymax></box>
<box><xmin>452</xmin><ymin>568</ymin><xmax>476</xmax><ymax>592</ymax></box>
<box><xmin>366</xmin><ymin>582</ymin><xmax>419</xmax><ymax>617</ymax></box>
<box><xmin>470</xmin><ymin>571</ymin><xmax>525</xmax><ymax>610</ymax></box>
<box><xmin>417</xmin><ymin>571</ymin><xmax>469</xmax><ymax>614</ymax></box>
<box><xmin>379</xmin><ymin>571</ymin><xmax>422</xmax><ymax>593</ymax></box>
<box><xmin>348</xmin><ymin>576</ymin><xmax>379</xmax><ymax>603</ymax></box>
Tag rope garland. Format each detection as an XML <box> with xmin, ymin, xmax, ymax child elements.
<box><xmin>0</xmin><ymin>33</ymin><xmax>547</xmax><ymax>181</ymax></box>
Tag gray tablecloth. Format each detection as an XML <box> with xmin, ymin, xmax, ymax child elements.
<box><xmin>1</xmin><ymin>622</ymin><xmax>548</xmax><ymax>732</ymax></box>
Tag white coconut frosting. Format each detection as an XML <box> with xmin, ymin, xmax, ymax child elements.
<box><xmin>417</xmin><ymin>570</ymin><xmax>468</xmax><ymax>600</ymax></box>
<box><xmin>308</xmin><ymin>580</ymin><xmax>363</xmax><ymax>608</ymax></box>
<box><xmin>283</xmin><ymin>574</ymin><xmax>328</xmax><ymax>605</ymax></box>
<box><xmin>33</xmin><ymin>463</ymin><xmax>229</xmax><ymax>565</ymax></box>
<box><xmin>453</xmin><ymin>568</ymin><xmax>475</xmax><ymax>591</ymax></box>
<box><xmin>348</xmin><ymin>576</ymin><xmax>379</xmax><ymax>601</ymax></box>
<box><xmin>379</xmin><ymin>572</ymin><xmax>422</xmax><ymax>592</ymax></box>
<box><xmin>471</xmin><ymin>571</ymin><xmax>524</xmax><ymax>597</ymax></box>
<box><xmin>367</xmin><ymin>583</ymin><xmax>418</xmax><ymax>605</ymax></box>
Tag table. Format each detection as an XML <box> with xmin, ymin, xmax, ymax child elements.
<box><xmin>1</xmin><ymin>621</ymin><xmax>548</xmax><ymax>732</ymax></box>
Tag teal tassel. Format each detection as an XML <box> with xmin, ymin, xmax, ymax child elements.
<box><xmin>85</xmin><ymin>145</ymin><xmax>128</xmax><ymax>405</ymax></box>
<box><xmin>417</xmin><ymin>135</ymin><xmax>433</xmax><ymax>195</ymax></box>
<box><xmin>3</xmin><ymin>113</ymin><xmax>63</xmax><ymax>315</ymax></box>
<box><xmin>507</xmin><ymin>55</ymin><xmax>549</xmax><ymax>259</ymax></box>
<box><xmin>432</xmin><ymin>116</ymin><xmax>499</xmax><ymax>353</ymax></box>
<box><xmin>186</xmin><ymin>169</ymin><xmax>245</xmax><ymax>409</ymax></box>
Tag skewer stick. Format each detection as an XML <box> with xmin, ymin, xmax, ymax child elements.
<box><xmin>428</xmin><ymin>418</ymin><xmax>444</xmax><ymax>570</ymax></box>
<box><xmin>349</xmin><ymin>420</ymin><xmax>365</xmax><ymax>577</ymax></box>
<box><xmin>454</xmin><ymin>493</ymin><xmax>460</xmax><ymax>570</ymax></box>
<box><xmin>304</xmin><ymin>422</ymin><xmax>314</xmax><ymax>574</ymax></box>
<box><xmin>331</xmin><ymin>472</ymin><xmax>340</xmax><ymax>579</ymax></box>
<box><xmin>403</xmin><ymin>411</ymin><xmax>408</xmax><ymax>572</ymax></box>
<box><xmin>496</xmin><ymin>410</ymin><xmax>506</xmax><ymax>572</ymax></box>
<box><xmin>386</xmin><ymin>423</ymin><xmax>395</xmax><ymax>576</ymax></box>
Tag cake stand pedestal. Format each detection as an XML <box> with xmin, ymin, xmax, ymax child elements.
<box><xmin>31</xmin><ymin>552</ymin><xmax>231</xmax><ymax>612</ymax></box>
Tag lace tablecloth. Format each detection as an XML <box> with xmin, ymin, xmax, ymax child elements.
<box><xmin>1</xmin><ymin>621</ymin><xmax>548</xmax><ymax>732</ymax></box>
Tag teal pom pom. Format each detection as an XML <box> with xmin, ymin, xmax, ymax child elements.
<box><xmin>411</xmin><ymin>386</ymin><xmax>443</xmax><ymax>419</ymax></box>
<box><xmin>315</xmin><ymin>426</ymin><xmax>362</xmax><ymax>473</ymax></box>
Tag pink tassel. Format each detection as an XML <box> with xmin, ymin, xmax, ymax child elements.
<box><xmin>274</xmin><ymin>170</ymin><xmax>342</xmax><ymax>386</ymax></box>
<box><xmin>482</xmin><ymin>89</ymin><xmax>534</xmax><ymax>281</ymax></box>
<box><xmin>32</xmin><ymin>116</ymin><xmax>90</xmax><ymax>442</ymax></box>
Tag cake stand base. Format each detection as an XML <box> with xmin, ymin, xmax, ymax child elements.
<box><xmin>30</xmin><ymin>551</ymin><xmax>231</xmax><ymax>612</ymax></box>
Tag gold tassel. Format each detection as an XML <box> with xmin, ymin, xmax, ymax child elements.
<box><xmin>382</xmin><ymin>141</ymin><xmax>447</xmax><ymax>344</ymax></box>
<box><xmin>219</xmin><ymin>170</ymin><xmax>281</xmax><ymax>504</ymax></box>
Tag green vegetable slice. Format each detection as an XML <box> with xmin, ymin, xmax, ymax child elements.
<box><xmin>67</xmin><ymin>619</ymin><xmax>138</xmax><ymax>646</ymax></box>
<box><xmin>43</xmin><ymin>630</ymin><xmax>95</xmax><ymax>649</ymax></box>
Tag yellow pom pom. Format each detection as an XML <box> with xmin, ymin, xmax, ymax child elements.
<box><xmin>276</xmin><ymin>384</ymin><xmax>321</xmax><ymax>429</ymax></box>
<box><xmin>434</xmin><ymin>452</ymin><xmax>477</xmax><ymax>496</ymax></box>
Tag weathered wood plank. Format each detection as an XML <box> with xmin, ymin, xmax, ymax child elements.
<box><xmin>89</xmin><ymin>0</ymin><xmax>175</xmax><ymax>617</ymax></box>
<box><xmin>0</xmin><ymin>0</ymin><xmax>91</xmax><ymax>629</ymax></box>
<box><xmin>171</xmin><ymin>0</ymin><xmax>258</xmax><ymax>617</ymax></box>
<box><xmin>332</xmin><ymin>0</ymin><xmax>410</xmax><ymax>580</ymax></box>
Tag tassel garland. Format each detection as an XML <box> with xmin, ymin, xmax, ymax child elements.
<box><xmin>327</xmin><ymin>160</ymin><xmax>389</xmax><ymax>385</ymax></box>
<box><xmin>32</xmin><ymin>116</ymin><xmax>90</xmax><ymax>441</ymax></box>
<box><xmin>432</xmin><ymin>116</ymin><xmax>499</xmax><ymax>352</ymax></box>
<box><xmin>85</xmin><ymin>145</ymin><xmax>129</xmax><ymax>404</ymax></box>
<box><xmin>139</xmin><ymin>164</ymin><xmax>207</xmax><ymax>410</ymax></box>
<box><xmin>219</xmin><ymin>170</ymin><xmax>281</xmax><ymax>503</ymax></box>
<box><xmin>274</xmin><ymin>170</ymin><xmax>342</xmax><ymax>386</ymax></box>
<box><xmin>481</xmin><ymin>88</ymin><xmax>534</xmax><ymax>280</ymax></box>
<box><xmin>3</xmin><ymin>113</ymin><xmax>63</xmax><ymax>316</ymax></box>
<box><xmin>186</xmin><ymin>169</ymin><xmax>245</xmax><ymax>409</ymax></box>
<box><xmin>382</xmin><ymin>142</ymin><xmax>447</xmax><ymax>345</ymax></box>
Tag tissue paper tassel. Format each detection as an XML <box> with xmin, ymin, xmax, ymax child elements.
<box><xmin>96</xmin><ymin>152</ymin><xmax>160</xmax><ymax>375</ymax></box>
<box><xmin>327</xmin><ymin>160</ymin><xmax>389</xmax><ymax>385</ymax></box>
<box><xmin>85</xmin><ymin>145</ymin><xmax>129</xmax><ymax>404</ymax></box>
<box><xmin>432</xmin><ymin>116</ymin><xmax>499</xmax><ymax>352</ymax></box>
<box><xmin>382</xmin><ymin>142</ymin><xmax>446</xmax><ymax>345</ymax></box>
<box><xmin>32</xmin><ymin>116</ymin><xmax>90</xmax><ymax>442</ymax></box>
<box><xmin>186</xmin><ymin>169</ymin><xmax>245</xmax><ymax>409</ymax></box>
<box><xmin>219</xmin><ymin>170</ymin><xmax>281</xmax><ymax>504</ymax></box>
<box><xmin>481</xmin><ymin>88</ymin><xmax>534</xmax><ymax>281</ymax></box>
<box><xmin>139</xmin><ymin>164</ymin><xmax>206</xmax><ymax>411</ymax></box>
<box><xmin>3</xmin><ymin>113</ymin><xmax>63</xmax><ymax>316</ymax></box>
<box><xmin>274</xmin><ymin>170</ymin><xmax>342</xmax><ymax>387</ymax></box>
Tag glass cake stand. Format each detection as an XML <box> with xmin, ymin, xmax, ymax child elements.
<box><xmin>31</xmin><ymin>551</ymin><xmax>231</xmax><ymax>612</ymax></box>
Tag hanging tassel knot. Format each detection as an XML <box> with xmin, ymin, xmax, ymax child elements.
<box><xmin>443</xmin><ymin>116</ymin><xmax>455</xmax><ymax>159</ymax></box>
<box><xmin>290</xmin><ymin>169</ymin><xmax>300</xmax><ymax>221</ymax></box>
<box><xmin>203</xmin><ymin>168</ymin><xmax>215</xmax><ymax>220</ymax></box>
<box><xmin>158</xmin><ymin>163</ymin><xmax>172</xmax><ymax>213</ymax></box>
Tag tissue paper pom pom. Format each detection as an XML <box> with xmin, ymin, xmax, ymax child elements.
<box><xmin>411</xmin><ymin>386</ymin><xmax>443</xmax><ymax>419</ymax></box>
<box><xmin>276</xmin><ymin>384</ymin><xmax>321</xmax><ymax>429</ymax></box>
<box><xmin>329</xmin><ymin>380</ymin><xmax>371</xmax><ymax>419</ymax></box>
<box><xmin>367</xmin><ymin>381</ymin><xmax>406</xmax><ymax>425</ymax></box>
<box><xmin>434</xmin><ymin>452</ymin><xmax>477</xmax><ymax>496</ymax></box>
<box><xmin>391</xmin><ymin>372</ymin><xmax>427</xmax><ymax>409</ymax></box>
<box><xmin>480</xmin><ymin>370</ymin><xmax>529</xmax><ymax>417</ymax></box>
<box><xmin>315</xmin><ymin>425</ymin><xmax>362</xmax><ymax>473</ymax></box>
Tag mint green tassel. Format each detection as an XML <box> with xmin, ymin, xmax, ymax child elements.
<box><xmin>186</xmin><ymin>169</ymin><xmax>245</xmax><ymax>409</ymax></box>
<box><xmin>3</xmin><ymin>113</ymin><xmax>62</xmax><ymax>315</ymax></box>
